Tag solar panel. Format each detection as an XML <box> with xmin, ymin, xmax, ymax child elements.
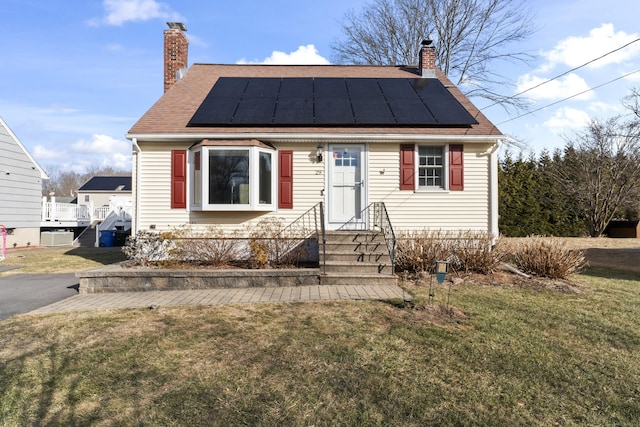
<box><xmin>314</xmin><ymin>78</ymin><xmax>349</xmax><ymax>98</ymax></box>
<box><xmin>273</xmin><ymin>97</ymin><xmax>314</xmax><ymax>124</ymax></box>
<box><xmin>209</xmin><ymin>77</ymin><xmax>248</xmax><ymax>97</ymax></box>
<box><xmin>244</xmin><ymin>78</ymin><xmax>280</xmax><ymax>98</ymax></box>
<box><xmin>273</xmin><ymin>78</ymin><xmax>314</xmax><ymax>124</ymax></box>
<box><xmin>351</xmin><ymin>97</ymin><xmax>394</xmax><ymax>124</ymax></box>
<box><xmin>232</xmin><ymin>97</ymin><xmax>277</xmax><ymax>124</ymax></box>
<box><xmin>315</xmin><ymin>98</ymin><xmax>355</xmax><ymax>125</ymax></box>
<box><xmin>346</xmin><ymin>78</ymin><xmax>381</xmax><ymax>98</ymax></box>
<box><xmin>187</xmin><ymin>77</ymin><xmax>478</xmax><ymax>127</ymax></box>
<box><xmin>378</xmin><ymin>78</ymin><xmax>417</xmax><ymax>99</ymax></box>
<box><xmin>429</xmin><ymin>98</ymin><xmax>476</xmax><ymax>124</ymax></box>
<box><xmin>388</xmin><ymin>98</ymin><xmax>437</xmax><ymax>124</ymax></box>
<box><xmin>279</xmin><ymin>78</ymin><xmax>313</xmax><ymax>98</ymax></box>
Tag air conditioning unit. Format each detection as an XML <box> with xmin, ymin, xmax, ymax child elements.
<box><xmin>40</xmin><ymin>231</ymin><xmax>74</xmax><ymax>246</ymax></box>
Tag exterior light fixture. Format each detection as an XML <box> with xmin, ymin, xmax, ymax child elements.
<box><xmin>316</xmin><ymin>144</ymin><xmax>324</xmax><ymax>162</ymax></box>
<box><xmin>435</xmin><ymin>260</ymin><xmax>449</xmax><ymax>284</ymax></box>
<box><xmin>428</xmin><ymin>260</ymin><xmax>450</xmax><ymax>303</ymax></box>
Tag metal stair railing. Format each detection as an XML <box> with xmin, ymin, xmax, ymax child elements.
<box><xmin>275</xmin><ymin>202</ymin><xmax>325</xmax><ymax>270</ymax></box>
<box><xmin>338</xmin><ymin>202</ymin><xmax>397</xmax><ymax>273</ymax></box>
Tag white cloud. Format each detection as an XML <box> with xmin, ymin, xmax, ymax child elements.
<box><xmin>89</xmin><ymin>0</ymin><xmax>184</xmax><ymax>26</ymax></box>
<box><xmin>32</xmin><ymin>145</ymin><xmax>64</xmax><ymax>161</ymax></box>
<box><xmin>237</xmin><ymin>44</ymin><xmax>330</xmax><ymax>65</ymax></box>
<box><xmin>516</xmin><ymin>73</ymin><xmax>594</xmax><ymax>102</ymax></box>
<box><xmin>539</xmin><ymin>24</ymin><xmax>640</xmax><ymax>72</ymax></box>
<box><xmin>108</xmin><ymin>151</ymin><xmax>133</xmax><ymax>170</ymax></box>
<box><xmin>543</xmin><ymin>107</ymin><xmax>591</xmax><ymax>134</ymax></box>
<box><xmin>72</xmin><ymin>134</ymin><xmax>130</xmax><ymax>155</ymax></box>
<box><xmin>32</xmin><ymin>135</ymin><xmax>132</xmax><ymax>174</ymax></box>
<box><xmin>587</xmin><ymin>101</ymin><xmax>624</xmax><ymax>116</ymax></box>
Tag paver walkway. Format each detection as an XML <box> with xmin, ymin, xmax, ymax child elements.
<box><xmin>30</xmin><ymin>284</ymin><xmax>410</xmax><ymax>314</ymax></box>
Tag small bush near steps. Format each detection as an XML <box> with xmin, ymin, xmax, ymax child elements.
<box><xmin>395</xmin><ymin>230</ymin><xmax>502</xmax><ymax>275</ymax></box>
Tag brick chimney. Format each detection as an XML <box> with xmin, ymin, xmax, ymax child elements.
<box><xmin>164</xmin><ymin>22</ymin><xmax>188</xmax><ymax>93</ymax></box>
<box><xmin>419</xmin><ymin>39</ymin><xmax>436</xmax><ymax>78</ymax></box>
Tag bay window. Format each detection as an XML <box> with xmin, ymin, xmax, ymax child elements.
<box><xmin>190</xmin><ymin>142</ymin><xmax>275</xmax><ymax>211</ymax></box>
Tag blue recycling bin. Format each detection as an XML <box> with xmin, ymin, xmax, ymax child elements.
<box><xmin>99</xmin><ymin>230</ymin><xmax>116</xmax><ymax>247</ymax></box>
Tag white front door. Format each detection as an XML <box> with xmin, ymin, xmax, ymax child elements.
<box><xmin>328</xmin><ymin>144</ymin><xmax>366</xmax><ymax>227</ymax></box>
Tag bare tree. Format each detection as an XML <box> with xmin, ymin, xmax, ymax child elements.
<box><xmin>557</xmin><ymin>117</ymin><xmax>640</xmax><ymax>237</ymax></box>
<box><xmin>622</xmin><ymin>87</ymin><xmax>640</xmax><ymax>119</ymax></box>
<box><xmin>332</xmin><ymin>0</ymin><xmax>536</xmax><ymax>110</ymax></box>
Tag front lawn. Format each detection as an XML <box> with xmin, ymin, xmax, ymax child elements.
<box><xmin>1</xmin><ymin>263</ymin><xmax>639</xmax><ymax>425</ymax></box>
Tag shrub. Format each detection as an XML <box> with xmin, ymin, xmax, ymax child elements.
<box><xmin>451</xmin><ymin>231</ymin><xmax>504</xmax><ymax>274</ymax></box>
<box><xmin>395</xmin><ymin>230</ymin><xmax>453</xmax><ymax>273</ymax></box>
<box><xmin>395</xmin><ymin>230</ymin><xmax>501</xmax><ymax>274</ymax></box>
<box><xmin>248</xmin><ymin>218</ymin><xmax>310</xmax><ymax>267</ymax></box>
<box><xmin>122</xmin><ymin>230</ymin><xmax>172</xmax><ymax>267</ymax></box>
<box><xmin>500</xmin><ymin>236</ymin><xmax>587</xmax><ymax>279</ymax></box>
<box><xmin>122</xmin><ymin>226</ymin><xmax>245</xmax><ymax>268</ymax></box>
<box><xmin>169</xmin><ymin>225</ymin><xmax>245</xmax><ymax>267</ymax></box>
<box><xmin>248</xmin><ymin>240</ymin><xmax>269</xmax><ymax>268</ymax></box>
<box><xmin>123</xmin><ymin>220</ymin><xmax>311</xmax><ymax>269</ymax></box>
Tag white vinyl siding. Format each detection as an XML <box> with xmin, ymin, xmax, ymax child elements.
<box><xmin>135</xmin><ymin>140</ymin><xmax>494</xmax><ymax>234</ymax></box>
<box><xmin>368</xmin><ymin>142</ymin><xmax>492</xmax><ymax>232</ymax></box>
<box><xmin>135</xmin><ymin>142</ymin><xmax>324</xmax><ymax>232</ymax></box>
<box><xmin>136</xmin><ymin>142</ymin><xmax>191</xmax><ymax>230</ymax></box>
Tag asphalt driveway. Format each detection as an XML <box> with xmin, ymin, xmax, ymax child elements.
<box><xmin>0</xmin><ymin>273</ymin><xmax>79</xmax><ymax>321</ymax></box>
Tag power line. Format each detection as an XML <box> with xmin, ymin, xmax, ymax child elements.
<box><xmin>497</xmin><ymin>69</ymin><xmax>640</xmax><ymax>125</ymax></box>
<box><xmin>482</xmin><ymin>37</ymin><xmax>640</xmax><ymax>111</ymax></box>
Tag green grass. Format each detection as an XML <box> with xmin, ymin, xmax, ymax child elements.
<box><xmin>1</xmin><ymin>266</ymin><xmax>639</xmax><ymax>426</ymax></box>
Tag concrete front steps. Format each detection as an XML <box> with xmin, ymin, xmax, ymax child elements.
<box><xmin>319</xmin><ymin>230</ymin><xmax>397</xmax><ymax>286</ymax></box>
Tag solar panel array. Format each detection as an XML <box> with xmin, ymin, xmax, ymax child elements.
<box><xmin>188</xmin><ymin>77</ymin><xmax>478</xmax><ymax>127</ymax></box>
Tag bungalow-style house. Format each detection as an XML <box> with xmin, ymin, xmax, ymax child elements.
<box><xmin>126</xmin><ymin>24</ymin><xmax>504</xmax><ymax>273</ymax></box>
<box><xmin>0</xmin><ymin>115</ymin><xmax>49</xmax><ymax>249</ymax></box>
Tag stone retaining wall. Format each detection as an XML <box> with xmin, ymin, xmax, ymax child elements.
<box><xmin>77</xmin><ymin>265</ymin><xmax>321</xmax><ymax>293</ymax></box>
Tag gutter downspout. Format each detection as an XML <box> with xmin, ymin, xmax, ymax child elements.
<box><xmin>132</xmin><ymin>138</ymin><xmax>141</xmax><ymax>235</ymax></box>
<box><xmin>478</xmin><ymin>139</ymin><xmax>503</xmax><ymax>243</ymax></box>
<box><xmin>489</xmin><ymin>143</ymin><xmax>499</xmax><ymax>242</ymax></box>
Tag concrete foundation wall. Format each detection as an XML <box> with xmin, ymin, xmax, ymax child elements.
<box><xmin>3</xmin><ymin>227</ymin><xmax>41</xmax><ymax>249</ymax></box>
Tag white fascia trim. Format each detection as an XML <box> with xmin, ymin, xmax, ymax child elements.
<box><xmin>0</xmin><ymin>115</ymin><xmax>49</xmax><ymax>179</ymax></box>
<box><xmin>126</xmin><ymin>132</ymin><xmax>506</xmax><ymax>144</ymax></box>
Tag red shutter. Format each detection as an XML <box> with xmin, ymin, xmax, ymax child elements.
<box><xmin>400</xmin><ymin>144</ymin><xmax>415</xmax><ymax>190</ymax></box>
<box><xmin>449</xmin><ymin>144</ymin><xmax>464</xmax><ymax>191</ymax></box>
<box><xmin>171</xmin><ymin>150</ymin><xmax>187</xmax><ymax>208</ymax></box>
<box><xmin>278</xmin><ymin>150</ymin><xmax>293</xmax><ymax>209</ymax></box>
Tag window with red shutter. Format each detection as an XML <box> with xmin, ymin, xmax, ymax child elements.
<box><xmin>400</xmin><ymin>144</ymin><xmax>415</xmax><ymax>190</ymax></box>
<box><xmin>278</xmin><ymin>150</ymin><xmax>293</xmax><ymax>209</ymax></box>
<box><xmin>171</xmin><ymin>150</ymin><xmax>187</xmax><ymax>208</ymax></box>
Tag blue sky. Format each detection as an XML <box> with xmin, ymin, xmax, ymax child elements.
<box><xmin>1</xmin><ymin>0</ymin><xmax>639</xmax><ymax>174</ymax></box>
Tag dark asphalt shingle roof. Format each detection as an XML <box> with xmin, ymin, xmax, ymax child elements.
<box><xmin>78</xmin><ymin>176</ymin><xmax>132</xmax><ymax>192</ymax></box>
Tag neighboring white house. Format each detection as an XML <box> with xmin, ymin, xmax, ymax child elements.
<box><xmin>126</xmin><ymin>24</ymin><xmax>504</xmax><ymax>237</ymax></box>
<box><xmin>0</xmin><ymin>115</ymin><xmax>48</xmax><ymax>248</ymax></box>
<box><xmin>77</xmin><ymin>176</ymin><xmax>132</xmax><ymax>211</ymax></box>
